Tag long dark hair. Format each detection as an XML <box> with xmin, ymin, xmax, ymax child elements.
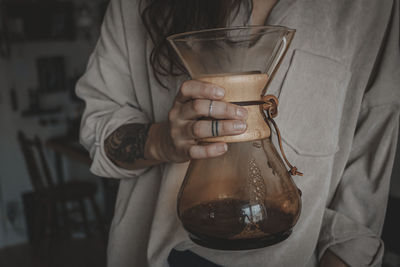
<box><xmin>140</xmin><ymin>0</ymin><xmax>252</xmax><ymax>88</ymax></box>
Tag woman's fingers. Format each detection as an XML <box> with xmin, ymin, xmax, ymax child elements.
<box><xmin>167</xmin><ymin>80</ymin><xmax>249</xmax><ymax>162</ymax></box>
<box><xmin>183</xmin><ymin>120</ymin><xmax>247</xmax><ymax>139</ymax></box>
<box><xmin>189</xmin><ymin>142</ymin><xmax>228</xmax><ymax>159</ymax></box>
<box><xmin>175</xmin><ymin>80</ymin><xmax>225</xmax><ymax>103</ymax></box>
<box><xmin>180</xmin><ymin>99</ymin><xmax>248</xmax><ymax>120</ymax></box>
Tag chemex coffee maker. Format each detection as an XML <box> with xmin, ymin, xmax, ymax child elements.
<box><xmin>168</xmin><ymin>26</ymin><xmax>302</xmax><ymax>250</ymax></box>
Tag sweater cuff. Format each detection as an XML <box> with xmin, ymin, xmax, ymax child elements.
<box><xmin>88</xmin><ymin>105</ymin><xmax>151</xmax><ymax>178</ymax></box>
<box><xmin>318</xmin><ymin>208</ymin><xmax>384</xmax><ymax>266</ymax></box>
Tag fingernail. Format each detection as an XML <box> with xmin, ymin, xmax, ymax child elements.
<box><xmin>234</xmin><ymin>122</ymin><xmax>246</xmax><ymax>130</ymax></box>
<box><xmin>214</xmin><ymin>87</ymin><xmax>225</xmax><ymax>98</ymax></box>
<box><xmin>236</xmin><ymin>108</ymin><xmax>247</xmax><ymax>118</ymax></box>
<box><xmin>217</xmin><ymin>143</ymin><xmax>228</xmax><ymax>153</ymax></box>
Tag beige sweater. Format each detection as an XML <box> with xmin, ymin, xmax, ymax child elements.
<box><xmin>76</xmin><ymin>0</ymin><xmax>400</xmax><ymax>266</ymax></box>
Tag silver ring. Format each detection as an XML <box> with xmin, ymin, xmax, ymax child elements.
<box><xmin>211</xmin><ymin>120</ymin><xmax>219</xmax><ymax>137</ymax></box>
<box><xmin>208</xmin><ymin>100</ymin><xmax>214</xmax><ymax>117</ymax></box>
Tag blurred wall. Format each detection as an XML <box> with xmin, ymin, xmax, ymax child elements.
<box><xmin>0</xmin><ymin>0</ymin><xmax>106</xmax><ymax>248</ymax></box>
<box><xmin>0</xmin><ymin>41</ymin><xmax>90</xmax><ymax>248</ymax></box>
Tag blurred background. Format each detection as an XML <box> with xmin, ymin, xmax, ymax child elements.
<box><xmin>0</xmin><ymin>0</ymin><xmax>398</xmax><ymax>267</ymax></box>
<box><xmin>0</xmin><ymin>0</ymin><xmax>115</xmax><ymax>266</ymax></box>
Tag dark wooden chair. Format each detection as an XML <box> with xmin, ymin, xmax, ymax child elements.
<box><xmin>17</xmin><ymin>131</ymin><xmax>106</xmax><ymax>243</ymax></box>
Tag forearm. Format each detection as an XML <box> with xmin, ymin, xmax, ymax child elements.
<box><xmin>104</xmin><ymin>122</ymin><xmax>168</xmax><ymax>170</ymax></box>
<box><xmin>103</xmin><ymin>79</ymin><xmax>247</xmax><ymax>170</ymax></box>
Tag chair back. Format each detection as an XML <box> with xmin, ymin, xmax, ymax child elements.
<box><xmin>17</xmin><ymin>131</ymin><xmax>55</xmax><ymax>191</ymax></box>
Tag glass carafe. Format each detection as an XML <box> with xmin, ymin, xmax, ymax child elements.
<box><xmin>168</xmin><ymin>26</ymin><xmax>302</xmax><ymax>250</ymax></box>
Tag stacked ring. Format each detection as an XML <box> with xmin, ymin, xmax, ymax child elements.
<box><xmin>211</xmin><ymin>120</ymin><xmax>219</xmax><ymax>137</ymax></box>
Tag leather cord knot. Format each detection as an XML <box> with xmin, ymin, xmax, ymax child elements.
<box><xmin>262</xmin><ymin>95</ymin><xmax>279</xmax><ymax>119</ymax></box>
<box><xmin>261</xmin><ymin>95</ymin><xmax>303</xmax><ymax>177</ymax></box>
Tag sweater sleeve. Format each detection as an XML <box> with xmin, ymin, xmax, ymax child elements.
<box><xmin>76</xmin><ymin>0</ymin><xmax>151</xmax><ymax>179</ymax></box>
<box><xmin>317</xmin><ymin>1</ymin><xmax>400</xmax><ymax>266</ymax></box>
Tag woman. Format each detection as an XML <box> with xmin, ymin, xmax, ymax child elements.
<box><xmin>76</xmin><ymin>0</ymin><xmax>400</xmax><ymax>266</ymax></box>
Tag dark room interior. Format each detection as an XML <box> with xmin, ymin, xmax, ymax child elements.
<box><xmin>0</xmin><ymin>0</ymin><xmax>115</xmax><ymax>266</ymax></box>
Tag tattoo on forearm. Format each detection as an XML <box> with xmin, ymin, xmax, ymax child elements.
<box><xmin>105</xmin><ymin>123</ymin><xmax>150</xmax><ymax>166</ymax></box>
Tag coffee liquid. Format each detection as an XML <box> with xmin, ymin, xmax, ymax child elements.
<box><xmin>180</xmin><ymin>198</ymin><xmax>296</xmax><ymax>250</ymax></box>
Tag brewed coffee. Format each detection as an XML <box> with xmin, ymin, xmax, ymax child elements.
<box><xmin>181</xmin><ymin>198</ymin><xmax>296</xmax><ymax>250</ymax></box>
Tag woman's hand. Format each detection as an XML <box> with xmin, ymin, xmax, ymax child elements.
<box><xmin>104</xmin><ymin>80</ymin><xmax>248</xmax><ymax>170</ymax></box>
<box><xmin>150</xmin><ymin>80</ymin><xmax>248</xmax><ymax>163</ymax></box>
